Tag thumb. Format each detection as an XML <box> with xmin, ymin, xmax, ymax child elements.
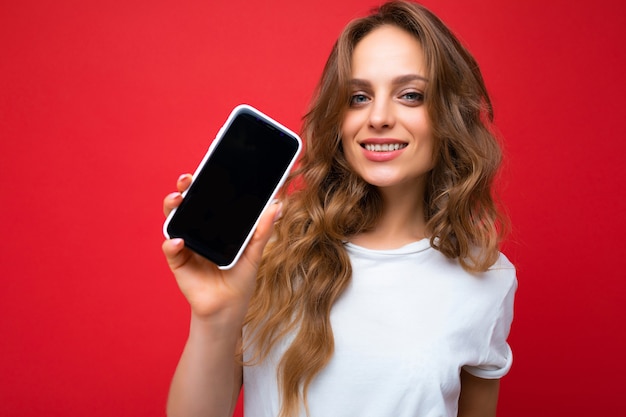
<box><xmin>162</xmin><ymin>238</ymin><xmax>192</xmax><ymax>271</ymax></box>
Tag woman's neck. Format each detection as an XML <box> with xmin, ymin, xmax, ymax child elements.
<box><xmin>351</xmin><ymin>183</ymin><xmax>428</xmax><ymax>250</ymax></box>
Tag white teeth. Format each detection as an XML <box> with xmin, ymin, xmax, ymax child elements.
<box><xmin>364</xmin><ymin>143</ymin><xmax>406</xmax><ymax>152</ymax></box>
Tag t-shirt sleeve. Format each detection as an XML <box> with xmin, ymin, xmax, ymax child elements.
<box><xmin>463</xmin><ymin>269</ymin><xmax>517</xmax><ymax>379</ymax></box>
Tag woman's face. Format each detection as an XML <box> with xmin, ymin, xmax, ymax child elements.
<box><xmin>341</xmin><ymin>25</ymin><xmax>434</xmax><ymax>193</ymax></box>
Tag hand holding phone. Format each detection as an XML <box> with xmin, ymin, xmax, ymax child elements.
<box><xmin>163</xmin><ymin>104</ymin><xmax>302</xmax><ymax>269</ymax></box>
<box><xmin>162</xmin><ymin>189</ymin><xmax>282</xmax><ymax>319</ymax></box>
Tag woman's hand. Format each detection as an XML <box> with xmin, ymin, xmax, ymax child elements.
<box><xmin>162</xmin><ymin>173</ymin><xmax>280</xmax><ymax>322</ymax></box>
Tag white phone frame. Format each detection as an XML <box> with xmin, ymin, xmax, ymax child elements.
<box><xmin>163</xmin><ymin>104</ymin><xmax>302</xmax><ymax>269</ymax></box>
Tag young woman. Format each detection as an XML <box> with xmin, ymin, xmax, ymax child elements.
<box><xmin>162</xmin><ymin>1</ymin><xmax>517</xmax><ymax>416</ymax></box>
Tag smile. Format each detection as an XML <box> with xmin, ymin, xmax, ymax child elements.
<box><xmin>362</xmin><ymin>143</ymin><xmax>408</xmax><ymax>152</ymax></box>
<box><xmin>359</xmin><ymin>140</ymin><xmax>408</xmax><ymax>162</ymax></box>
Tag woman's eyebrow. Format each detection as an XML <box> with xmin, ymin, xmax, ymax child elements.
<box><xmin>348</xmin><ymin>79</ymin><xmax>372</xmax><ymax>89</ymax></box>
<box><xmin>392</xmin><ymin>74</ymin><xmax>429</xmax><ymax>85</ymax></box>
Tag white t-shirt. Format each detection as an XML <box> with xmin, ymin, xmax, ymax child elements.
<box><xmin>243</xmin><ymin>239</ymin><xmax>517</xmax><ymax>417</ymax></box>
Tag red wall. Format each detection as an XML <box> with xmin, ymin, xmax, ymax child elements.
<box><xmin>1</xmin><ymin>0</ymin><xmax>624</xmax><ymax>415</ymax></box>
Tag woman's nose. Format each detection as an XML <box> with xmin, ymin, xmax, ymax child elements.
<box><xmin>368</xmin><ymin>99</ymin><xmax>395</xmax><ymax>130</ymax></box>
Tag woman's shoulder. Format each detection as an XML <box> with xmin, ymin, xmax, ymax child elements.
<box><xmin>482</xmin><ymin>252</ymin><xmax>518</xmax><ymax>295</ymax></box>
<box><xmin>488</xmin><ymin>252</ymin><xmax>516</xmax><ymax>272</ymax></box>
<box><xmin>448</xmin><ymin>248</ymin><xmax>517</xmax><ymax>298</ymax></box>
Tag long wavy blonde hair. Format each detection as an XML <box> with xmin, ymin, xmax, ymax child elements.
<box><xmin>244</xmin><ymin>1</ymin><xmax>507</xmax><ymax>415</ymax></box>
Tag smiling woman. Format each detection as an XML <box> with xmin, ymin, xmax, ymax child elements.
<box><xmin>162</xmin><ymin>2</ymin><xmax>516</xmax><ymax>417</ymax></box>
<box><xmin>1</xmin><ymin>0</ymin><xmax>625</xmax><ymax>415</ymax></box>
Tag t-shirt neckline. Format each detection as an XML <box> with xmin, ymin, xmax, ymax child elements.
<box><xmin>344</xmin><ymin>238</ymin><xmax>431</xmax><ymax>256</ymax></box>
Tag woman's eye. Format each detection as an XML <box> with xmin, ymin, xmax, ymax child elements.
<box><xmin>350</xmin><ymin>94</ymin><xmax>370</xmax><ymax>106</ymax></box>
<box><xmin>401</xmin><ymin>91</ymin><xmax>424</xmax><ymax>103</ymax></box>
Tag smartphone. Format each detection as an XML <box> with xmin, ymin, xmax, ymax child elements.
<box><xmin>163</xmin><ymin>104</ymin><xmax>302</xmax><ymax>269</ymax></box>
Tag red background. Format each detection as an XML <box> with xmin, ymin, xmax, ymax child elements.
<box><xmin>1</xmin><ymin>0</ymin><xmax>625</xmax><ymax>416</ymax></box>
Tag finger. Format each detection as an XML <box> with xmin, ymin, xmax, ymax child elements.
<box><xmin>163</xmin><ymin>192</ymin><xmax>183</xmax><ymax>217</ymax></box>
<box><xmin>162</xmin><ymin>238</ymin><xmax>191</xmax><ymax>271</ymax></box>
<box><xmin>177</xmin><ymin>173</ymin><xmax>192</xmax><ymax>193</ymax></box>
<box><xmin>242</xmin><ymin>202</ymin><xmax>282</xmax><ymax>267</ymax></box>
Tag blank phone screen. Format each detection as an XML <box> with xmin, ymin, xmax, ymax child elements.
<box><xmin>166</xmin><ymin>111</ymin><xmax>300</xmax><ymax>267</ymax></box>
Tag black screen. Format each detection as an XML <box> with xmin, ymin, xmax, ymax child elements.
<box><xmin>166</xmin><ymin>111</ymin><xmax>299</xmax><ymax>267</ymax></box>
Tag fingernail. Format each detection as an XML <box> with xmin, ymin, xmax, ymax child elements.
<box><xmin>178</xmin><ymin>174</ymin><xmax>189</xmax><ymax>182</ymax></box>
<box><xmin>273</xmin><ymin>203</ymin><xmax>283</xmax><ymax>222</ymax></box>
<box><xmin>171</xmin><ymin>238</ymin><xmax>184</xmax><ymax>247</ymax></box>
<box><xmin>167</xmin><ymin>192</ymin><xmax>181</xmax><ymax>199</ymax></box>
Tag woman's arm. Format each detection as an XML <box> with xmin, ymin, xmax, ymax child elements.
<box><xmin>457</xmin><ymin>370</ymin><xmax>500</xmax><ymax>417</ymax></box>
<box><xmin>166</xmin><ymin>314</ymin><xmax>243</xmax><ymax>417</ymax></box>
<box><xmin>163</xmin><ymin>174</ymin><xmax>280</xmax><ymax>417</ymax></box>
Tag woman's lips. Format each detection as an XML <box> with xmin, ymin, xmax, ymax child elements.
<box><xmin>362</xmin><ymin>143</ymin><xmax>407</xmax><ymax>152</ymax></box>
<box><xmin>359</xmin><ymin>139</ymin><xmax>408</xmax><ymax>162</ymax></box>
